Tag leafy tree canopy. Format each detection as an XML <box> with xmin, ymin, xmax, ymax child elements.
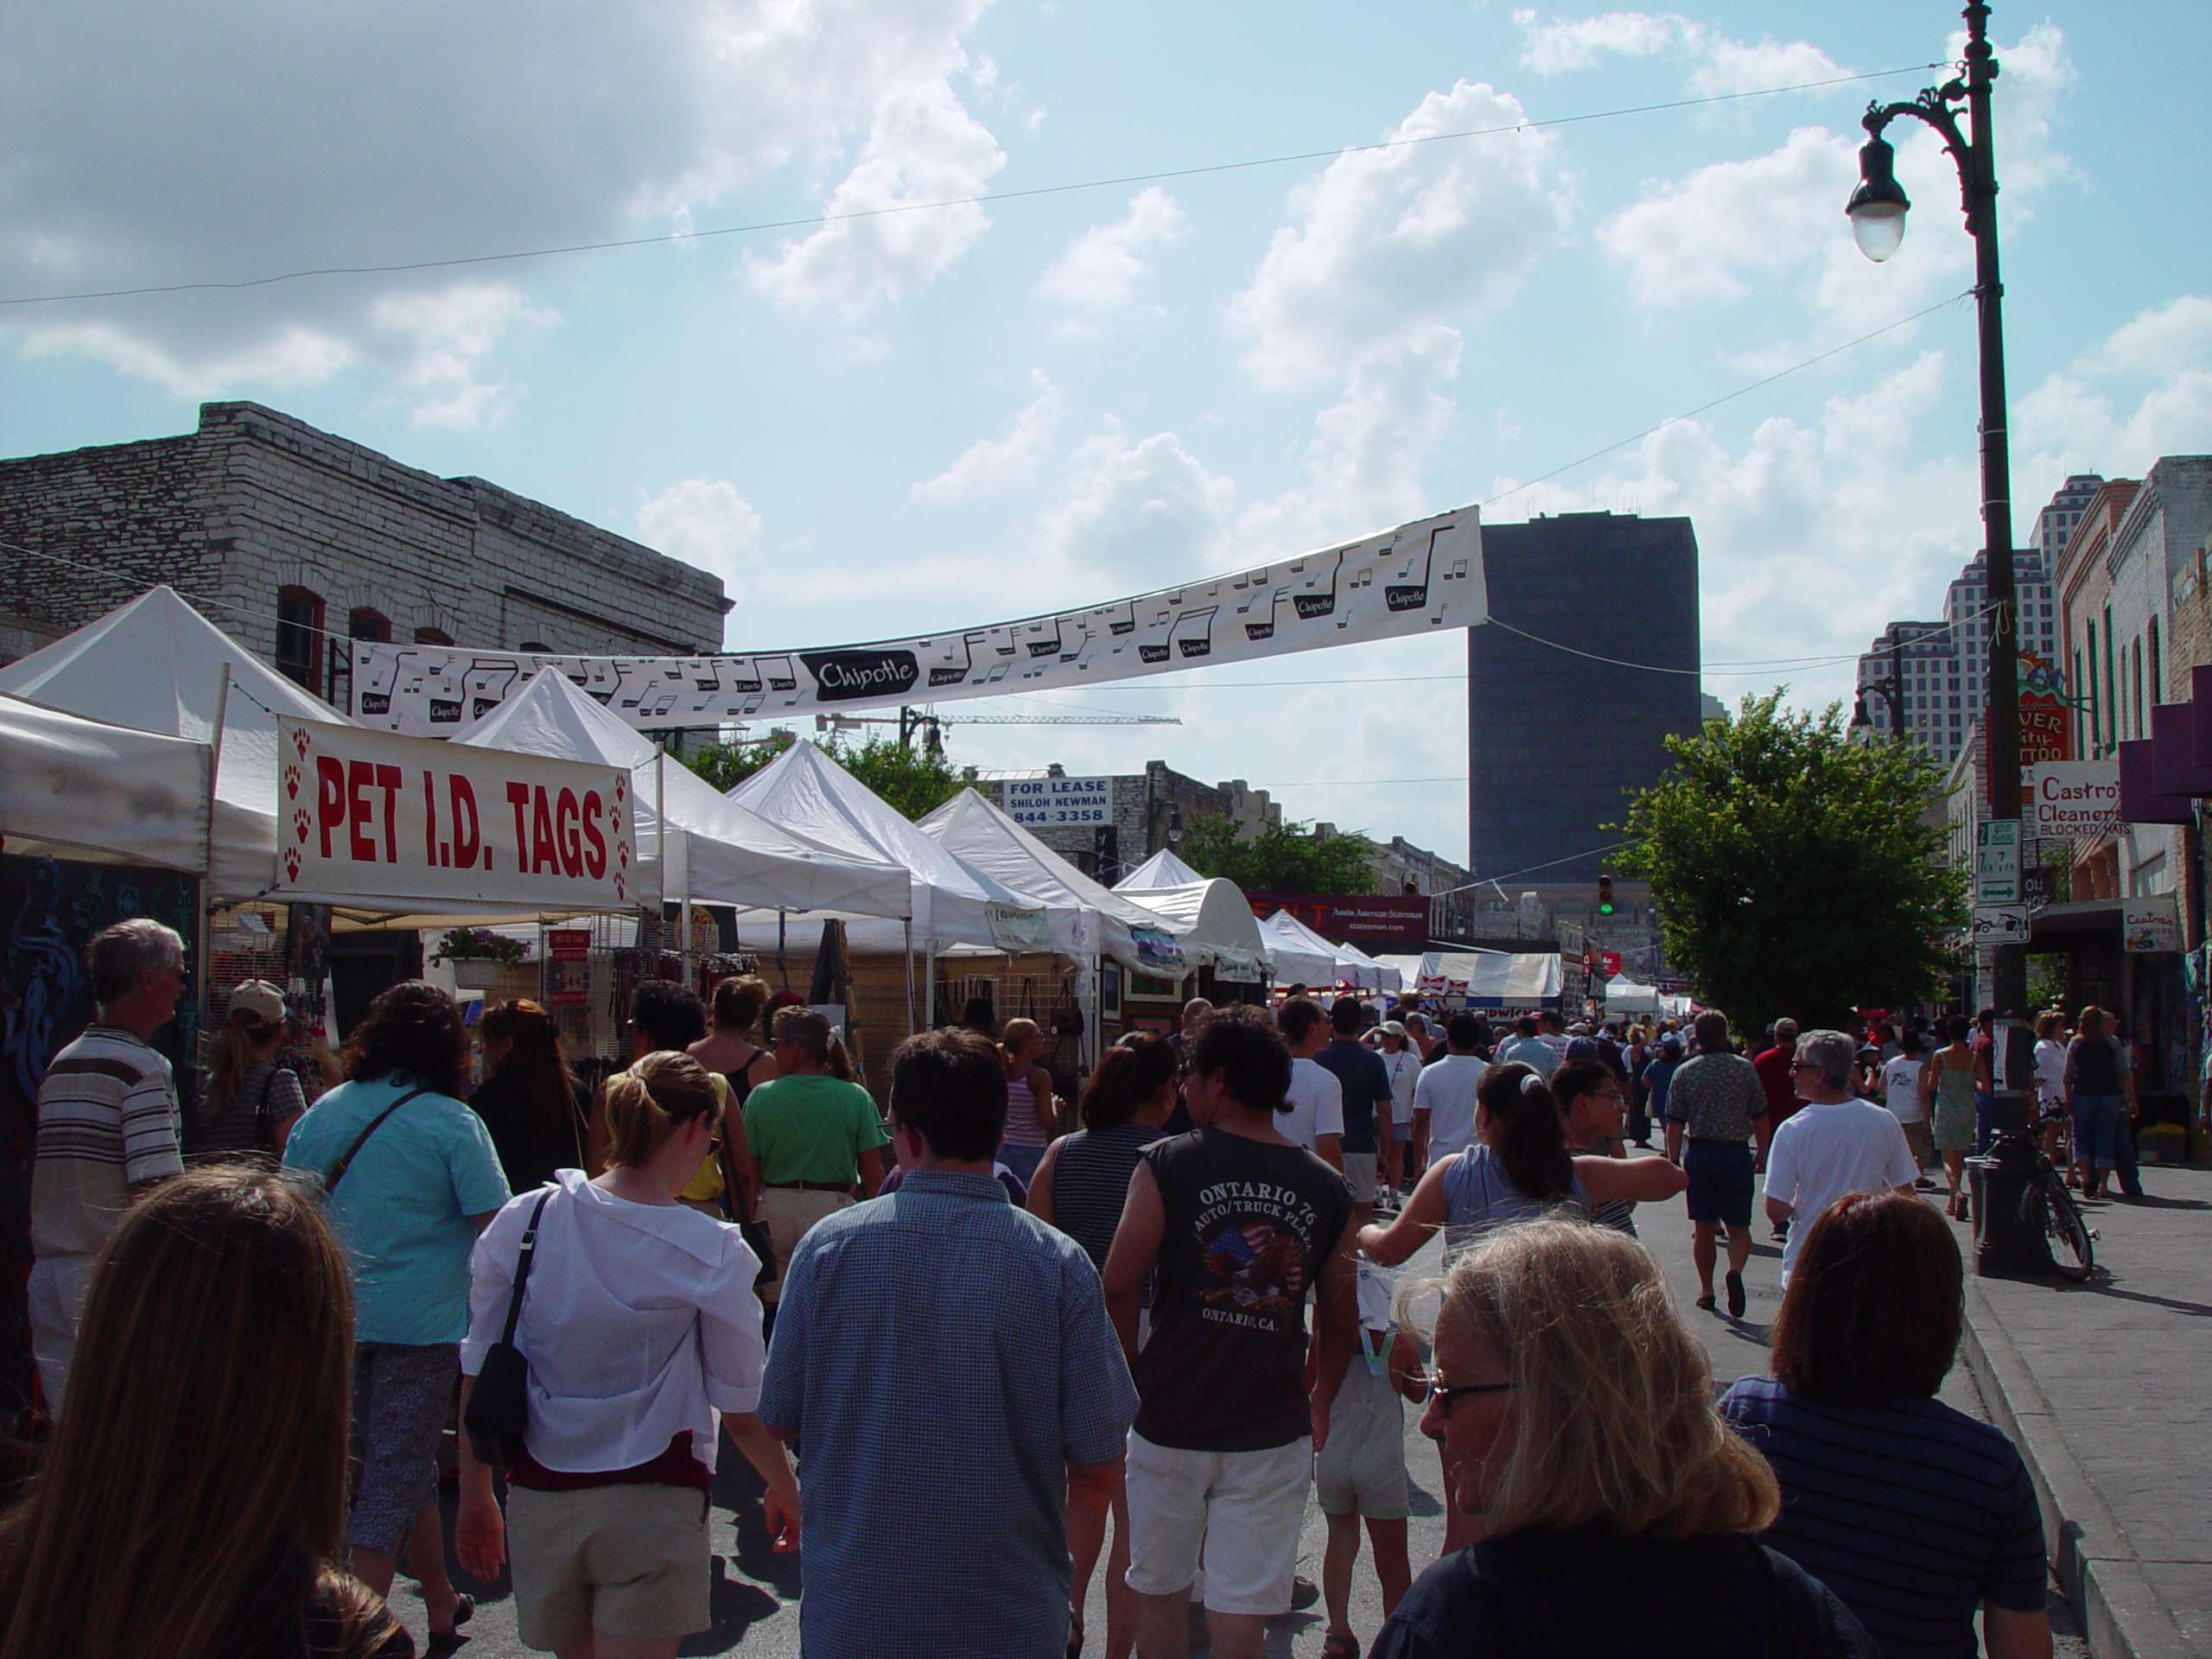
<box><xmin>1616</xmin><ymin>692</ymin><xmax>1964</xmax><ymax>1037</ymax></box>
<box><xmin>1180</xmin><ymin>813</ymin><xmax>1376</xmax><ymax>896</ymax></box>
<box><xmin>681</xmin><ymin>730</ymin><xmax>963</xmax><ymax>822</ymax></box>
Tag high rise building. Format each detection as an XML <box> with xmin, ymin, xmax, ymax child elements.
<box><xmin>1466</xmin><ymin>511</ymin><xmax>1702</xmax><ymax>886</ymax></box>
<box><xmin>1853</xmin><ymin>480</ymin><xmax>2087</xmax><ymax>765</ymax></box>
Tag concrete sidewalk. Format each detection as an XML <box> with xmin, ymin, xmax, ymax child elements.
<box><xmin>1961</xmin><ymin>1163</ymin><xmax>2212</xmax><ymax>1658</ymax></box>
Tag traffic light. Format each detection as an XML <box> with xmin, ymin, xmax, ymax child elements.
<box><xmin>1597</xmin><ymin>874</ymin><xmax>1616</xmax><ymax>916</ymax></box>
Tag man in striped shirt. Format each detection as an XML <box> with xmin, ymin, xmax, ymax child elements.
<box><xmin>29</xmin><ymin>918</ymin><xmax>187</xmax><ymax>1409</ymax></box>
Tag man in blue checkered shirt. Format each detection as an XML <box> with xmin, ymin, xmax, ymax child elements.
<box><xmin>760</xmin><ymin>1027</ymin><xmax>1135</xmax><ymax>1659</ymax></box>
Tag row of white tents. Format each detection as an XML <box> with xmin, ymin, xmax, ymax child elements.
<box><xmin>0</xmin><ymin>590</ymin><xmax>1281</xmax><ymax>1031</ymax></box>
<box><xmin>1</xmin><ymin>588</ymin><xmax>1637</xmax><ymax>1032</ymax></box>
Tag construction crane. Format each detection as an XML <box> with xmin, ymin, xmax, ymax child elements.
<box><xmin>815</xmin><ymin>705</ymin><xmax>1179</xmax><ymax>753</ymax></box>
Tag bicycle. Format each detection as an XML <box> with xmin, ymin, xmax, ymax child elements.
<box><xmin>1990</xmin><ymin>1125</ymin><xmax>2095</xmax><ymax>1281</ymax></box>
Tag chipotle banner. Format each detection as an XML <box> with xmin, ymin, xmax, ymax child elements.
<box><xmin>273</xmin><ymin>717</ymin><xmax>635</xmax><ymax>909</ymax></box>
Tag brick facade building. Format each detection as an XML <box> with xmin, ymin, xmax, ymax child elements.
<box><xmin>0</xmin><ymin>403</ymin><xmax>732</xmax><ymax>705</ymax></box>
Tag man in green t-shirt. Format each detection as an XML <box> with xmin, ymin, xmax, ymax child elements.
<box><xmin>746</xmin><ymin>1006</ymin><xmax>888</xmax><ymax>1305</ymax></box>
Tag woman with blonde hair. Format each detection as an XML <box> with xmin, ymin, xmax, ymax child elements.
<box><xmin>457</xmin><ymin>1050</ymin><xmax>796</xmax><ymax>1659</ymax></box>
<box><xmin>1370</xmin><ymin>1221</ymin><xmax>1875</xmax><ymax>1659</ymax></box>
<box><xmin>996</xmin><ymin>1017</ymin><xmax>1060</xmax><ymax>1185</ymax></box>
<box><xmin>196</xmin><ymin>979</ymin><xmax>306</xmax><ymax>1157</ymax></box>
<box><xmin>0</xmin><ymin>1166</ymin><xmax>412</xmax><ymax>1659</ymax></box>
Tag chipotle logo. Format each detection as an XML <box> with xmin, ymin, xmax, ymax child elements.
<box><xmin>800</xmin><ymin>649</ymin><xmax>920</xmax><ymax>703</ymax></box>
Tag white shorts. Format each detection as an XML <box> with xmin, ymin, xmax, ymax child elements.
<box><xmin>28</xmin><ymin>1252</ymin><xmax>97</xmax><ymax>1414</ymax></box>
<box><xmin>1340</xmin><ymin>1152</ymin><xmax>1379</xmax><ymax>1205</ymax></box>
<box><xmin>1124</xmin><ymin>1432</ymin><xmax>1313</xmax><ymax>1615</ymax></box>
<box><xmin>1313</xmin><ymin>1403</ymin><xmax>1408</xmax><ymax>1520</ymax></box>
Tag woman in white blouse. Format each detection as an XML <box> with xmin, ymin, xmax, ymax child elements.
<box><xmin>455</xmin><ymin>1050</ymin><xmax>798</xmax><ymax>1659</ymax></box>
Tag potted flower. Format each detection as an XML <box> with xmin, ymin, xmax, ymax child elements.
<box><xmin>431</xmin><ymin>926</ymin><xmax>529</xmax><ymax>989</ymax></box>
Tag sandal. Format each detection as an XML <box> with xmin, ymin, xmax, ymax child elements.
<box><xmin>1694</xmin><ymin>1294</ymin><xmax>1717</xmax><ymax>1312</ymax></box>
<box><xmin>426</xmin><ymin>1595</ymin><xmax>474</xmax><ymax>1657</ymax></box>
<box><xmin>1322</xmin><ymin>1634</ymin><xmax>1363</xmax><ymax>1659</ymax></box>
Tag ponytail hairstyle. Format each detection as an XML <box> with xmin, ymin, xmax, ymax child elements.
<box><xmin>999</xmin><ymin>1018</ymin><xmax>1045</xmax><ymax>1071</ymax></box>
<box><xmin>604</xmin><ymin>1051</ymin><xmax>721</xmax><ymax>1169</ymax></box>
<box><xmin>1476</xmin><ymin>1060</ymin><xmax>1576</xmax><ymax>1203</ymax></box>
<box><xmin>712</xmin><ymin>975</ymin><xmax>771</xmax><ymax>1038</ymax></box>
<box><xmin>478</xmin><ymin>1000</ymin><xmax>576</xmax><ymax>1147</ymax></box>
<box><xmin>824</xmin><ymin>1035</ymin><xmax>857</xmax><ymax>1083</ymax></box>
<box><xmin>1077</xmin><ymin>1033</ymin><xmax>1179</xmax><ymax>1131</ymax></box>
<box><xmin>201</xmin><ymin>1008</ymin><xmax>284</xmax><ymax>1129</ymax></box>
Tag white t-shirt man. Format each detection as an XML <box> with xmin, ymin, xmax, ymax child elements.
<box><xmin>1380</xmin><ymin>1047</ymin><xmax>1422</xmax><ymax>1128</ymax></box>
<box><xmin>1414</xmin><ymin>1054</ymin><xmax>1486</xmax><ymax>1160</ymax></box>
<box><xmin>1280</xmin><ymin>1056</ymin><xmax>1345</xmax><ymax>1152</ymax></box>
<box><xmin>1765</xmin><ymin>1099</ymin><xmax>1921</xmax><ymax>1286</ymax></box>
<box><xmin>1878</xmin><ymin>1055</ymin><xmax>1926</xmax><ymax>1124</ymax></box>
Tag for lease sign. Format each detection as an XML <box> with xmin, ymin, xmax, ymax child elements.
<box><xmin>273</xmin><ymin>717</ymin><xmax>634</xmax><ymax>909</ymax></box>
<box><xmin>2029</xmin><ymin>760</ymin><xmax>2122</xmax><ymax>839</ymax></box>
<box><xmin>1004</xmin><ymin>776</ymin><xmax>1115</xmax><ymax>827</ymax></box>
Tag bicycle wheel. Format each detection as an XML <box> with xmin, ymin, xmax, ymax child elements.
<box><xmin>2025</xmin><ymin>1180</ymin><xmax>2094</xmax><ymax>1281</ymax></box>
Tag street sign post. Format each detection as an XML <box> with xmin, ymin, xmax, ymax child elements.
<box><xmin>1974</xmin><ymin>820</ymin><xmax>2022</xmax><ymax>906</ymax></box>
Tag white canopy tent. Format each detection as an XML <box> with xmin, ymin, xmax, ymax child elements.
<box><xmin>1113</xmin><ymin>861</ymin><xmax>1269</xmax><ymax>982</ymax></box>
<box><xmin>1116</xmin><ymin>847</ymin><xmax>1205</xmax><ymax>888</ymax></box>
<box><xmin>455</xmin><ymin>671</ymin><xmax>911</xmax><ymax>919</ymax></box>
<box><xmin>918</xmin><ymin>790</ymin><xmax>1185</xmax><ymax>978</ymax></box>
<box><xmin>0</xmin><ymin>587</ymin><xmax>348</xmax><ymax>899</ymax></box>
<box><xmin>1336</xmin><ymin>940</ymin><xmax>1402</xmax><ymax>995</ymax></box>
<box><xmin>1255</xmin><ymin>909</ymin><xmax>1348</xmax><ymax>988</ymax></box>
<box><xmin>728</xmin><ymin>741</ymin><xmax>1078</xmax><ymax>956</ymax></box>
<box><xmin>1603</xmin><ymin>974</ymin><xmax>1660</xmax><ymax>1014</ymax></box>
<box><xmin>1396</xmin><ymin>950</ymin><xmax>1565</xmax><ymax>1007</ymax></box>
<box><xmin>0</xmin><ymin>693</ymin><xmax>211</xmax><ymax>873</ymax></box>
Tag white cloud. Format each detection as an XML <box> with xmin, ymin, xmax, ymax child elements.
<box><xmin>2016</xmin><ymin>295</ymin><xmax>2212</xmax><ymax>483</ymax></box>
<box><xmin>1033</xmin><ymin>422</ymin><xmax>1236</xmax><ymax>584</ymax></box>
<box><xmin>370</xmin><ymin>283</ymin><xmax>558</xmax><ymax>429</ymax></box>
<box><xmin>913</xmin><ymin>372</ymin><xmax>1065</xmax><ymax>504</ymax></box>
<box><xmin>1229</xmin><ymin>80</ymin><xmax>1569</xmax><ymax>391</ymax></box>
<box><xmin>636</xmin><ymin>478</ymin><xmax>765</xmax><ymax>607</ymax></box>
<box><xmin>1494</xmin><ymin>352</ymin><xmax>1980</xmax><ymax>708</ymax></box>
<box><xmin>1238</xmin><ymin>327</ymin><xmax>1464</xmax><ymax>556</ymax></box>
<box><xmin>744</xmin><ymin>74</ymin><xmax>1007</xmax><ymax>321</ymax></box>
<box><xmin>1038</xmin><ymin>188</ymin><xmax>1187</xmax><ymax>325</ymax></box>
<box><xmin>2</xmin><ymin>0</ymin><xmax>1001</xmax><ymax>404</ymax></box>
<box><xmin>1512</xmin><ymin>10</ymin><xmax>1846</xmax><ymax>94</ymax></box>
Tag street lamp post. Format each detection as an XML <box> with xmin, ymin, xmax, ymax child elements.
<box><xmin>1852</xmin><ymin>632</ymin><xmax>1908</xmax><ymax>738</ymax></box>
<box><xmin>1847</xmin><ymin>0</ymin><xmax>2024</xmax><ymax>1027</ymax></box>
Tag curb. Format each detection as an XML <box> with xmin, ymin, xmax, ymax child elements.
<box><xmin>1959</xmin><ymin>1274</ymin><xmax>2191</xmax><ymax>1659</ymax></box>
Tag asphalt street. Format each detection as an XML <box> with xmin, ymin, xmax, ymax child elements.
<box><xmin>392</xmin><ymin>1154</ymin><xmax>2086</xmax><ymax>1658</ymax></box>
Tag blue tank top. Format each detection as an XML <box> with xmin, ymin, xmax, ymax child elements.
<box><xmin>1440</xmin><ymin>1144</ymin><xmax>1590</xmax><ymax>1258</ymax></box>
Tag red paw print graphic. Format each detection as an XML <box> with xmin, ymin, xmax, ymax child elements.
<box><xmin>291</xmin><ymin>727</ymin><xmax>311</xmax><ymax>760</ymax></box>
<box><xmin>292</xmin><ymin>807</ymin><xmax>311</xmax><ymax>844</ymax></box>
<box><xmin>283</xmin><ymin>764</ymin><xmax>302</xmax><ymax>801</ymax></box>
<box><xmin>283</xmin><ymin>847</ymin><xmax>302</xmax><ymax>882</ymax></box>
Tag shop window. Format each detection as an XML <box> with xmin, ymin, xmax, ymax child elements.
<box><xmin>347</xmin><ymin>607</ymin><xmax>391</xmax><ymax>643</ymax></box>
<box><xmin>275</xmin><ymin>587</ymin><xmax>324</xmax><ymax>693</ymax></box>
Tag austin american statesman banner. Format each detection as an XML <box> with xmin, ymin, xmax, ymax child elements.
<box><xmin>351</xmin><ymin>507</ymin><xmax>1483</xmax><ymax>735</ymax></box>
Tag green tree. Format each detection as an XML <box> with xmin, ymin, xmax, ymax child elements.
<box><xmin>1615</xmin><ymin>691</ymin><xmax>1964</xmax><ymax>1036</ymax></box>
<box><xmin>679</xmin><ymin>730</ymin><xmax>963</xmax><ymax>822</ymax></box>
<box><xmin>1179</xmin><ymin>814</ymin><xmax>1377</xmax><ymax>895</ymax></box>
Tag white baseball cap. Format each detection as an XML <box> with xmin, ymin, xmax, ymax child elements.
<box><xmin>227</xmin><ymin>980</ymin><xmax>288</xmax><ymax>1027</ymax></box>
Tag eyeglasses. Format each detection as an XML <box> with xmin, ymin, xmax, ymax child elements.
<box><xmin>1789</xmin><ymin>1060</ymin><xmax>1821</xmax><ymax>1073</ymax></box>
<box><xmin>1424</xmin><ymin>1376</ymin><xmax>1515</xmax><ymax>1414</ymax></box>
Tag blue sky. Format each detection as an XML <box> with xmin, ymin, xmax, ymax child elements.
<box><xmin>5</xmin><ymin>0</ymin><xmax>2208</xmax><ymax>868</ymax></box>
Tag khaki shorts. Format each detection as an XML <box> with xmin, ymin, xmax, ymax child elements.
<box><xmin>755</xmin><ymin>1185</ymin><xmax>855</xmax><ymax>1304</ymax></box>
<box><xmin>1125</xmin><ymin>1431</ymin><xmax>1313</xmax><ymax>1615</ymax></box>
<box><xmin>1901</xmin><ymin>1119</ymin><xmax>1934</xmax><ymax>1167</ymax></box>
<box><xmin>1340</xmin><ymin>1152</ymin><xmax>1379</xmax><ymax>1205</ymax></box>
<box><xmin>507</xmin><ymin>1483</ymin><xmax>711</xmax><ymax>1649</ymax></box>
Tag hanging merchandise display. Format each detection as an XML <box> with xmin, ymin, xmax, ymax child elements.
<box><xmin>350</xmin><ymin>506</ymin><xmax>1484</xmax><ymax>735</ymax></box>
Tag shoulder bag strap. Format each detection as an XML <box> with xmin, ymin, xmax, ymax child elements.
<box><xmin>324</xmin><ymin>1086</ymin><xmax>430</xmax><ymax>1190</ymax></box>
<box><xmin>499</xmin><ymin>1187</ymin><xmax>559</xmax><ymax>1347</ymax></box>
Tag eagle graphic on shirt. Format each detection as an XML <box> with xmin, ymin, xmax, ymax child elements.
<box><xmin>1198</xmin><ymin>1219</ymin><xmax>1306</xmax><ymax>1318</ymax></box>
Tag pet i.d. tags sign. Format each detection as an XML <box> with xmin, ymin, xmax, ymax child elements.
<box><xmin>273</xmin><ymin>718</ymin><xmax>634</xmax><ymax>910</ymax></box>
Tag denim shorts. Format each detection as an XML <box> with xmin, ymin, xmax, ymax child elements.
<box><xmin>1682</xmin><ymin>1140</ymin><xmax>1756</xmax><ymax>1227</ymax></box>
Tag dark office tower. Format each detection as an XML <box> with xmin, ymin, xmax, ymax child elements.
<box><xmin>1466</xmin><ymin>512</ymin><xmax>1701</xmax><ymax>884</ymax></box>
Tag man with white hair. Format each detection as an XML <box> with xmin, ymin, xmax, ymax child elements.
<box><xmin>29</xmin><ymin>917</ymin><xmax>188</xmax><ymax>1407</ymax></box>
<box><xmin>1764</xmin><ymin>1029</ymin><xmax>1920</xmax><ymax>1288</ymax></box>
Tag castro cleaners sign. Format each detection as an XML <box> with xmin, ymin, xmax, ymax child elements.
<box><xmin>2029</xmin><ymin>760</ymin><xmax>2122</xmax><ymax>840</ymax></box>
<box><xmin>273</xmin><ymin>718</ymin><xmax>634</xmax><ymax>908</ymax></box>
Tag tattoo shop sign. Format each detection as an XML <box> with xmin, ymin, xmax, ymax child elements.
<box><xmin>273</xmin><ymin>718</ymin><xmax>634</xmax><ymax>909</ymax></box>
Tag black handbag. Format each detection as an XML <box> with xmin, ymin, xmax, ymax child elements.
<box><xmin>463</xmin><ymin>1187</ymin><xmax>556</xmax><ymax>1471</ymax></box>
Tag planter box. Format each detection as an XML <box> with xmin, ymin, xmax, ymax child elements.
<box><xmin>448</xmin><ymin>959</ymin><xmax>507</xmax><ymax>990</ymax></box>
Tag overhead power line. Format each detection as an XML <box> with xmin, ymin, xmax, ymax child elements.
<box><xmin>0</xmin><ymin>61</ymin><xmax>1944</xmax><ymax>308</ymax></box>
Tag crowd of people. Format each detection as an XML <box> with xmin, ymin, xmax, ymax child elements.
<box><xmin>5</xmin><ymin>917</ymin><xmax>2058</xmax><ymax>1659</ymax></box>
